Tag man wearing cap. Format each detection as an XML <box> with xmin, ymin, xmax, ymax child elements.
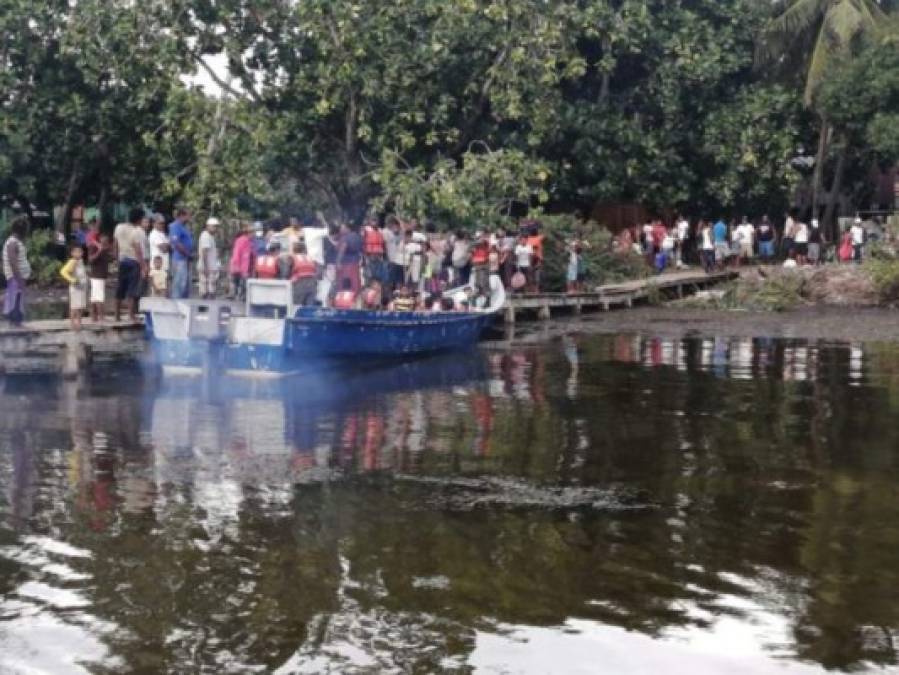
<box><xmin>198</xmin><ymin>217</ymin><xmax>221</xmax><ymax>299</ymax></box>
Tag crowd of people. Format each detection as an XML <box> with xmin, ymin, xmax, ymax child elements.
<box><xmin>2</xmin><ymin>209</ymin><xmax>561</xmax><ymax>329</ymax></box>
<box><xmin>620</xmin><ymin>212</ymin><xmax>871</xmax><ymax>274</ymax></box>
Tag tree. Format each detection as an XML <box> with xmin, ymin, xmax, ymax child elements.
<box><xmin>758</xmin><ymin>0</ymin><xmax>889</xmax><ymax>228</ymax></box>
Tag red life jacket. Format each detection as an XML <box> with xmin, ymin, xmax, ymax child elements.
<box><xmin>471</xmin><ymin>241</ymin><xmax>490</xmax><ymax>265</ymax></box>
<box><xmin>256</xmin><ymin>255</ymin><xmax>279</xmax><ymax>279</ymax></box>
<box><xmin>291</xmin><ymin>254</ymin><xmax>316</xmax><ymax>280</ymax></box>
<box><xmin>363</xmin><ymin>226</ymin><xmax>386</xmax><ymax>255</ymax></box>
<box><xmin>333</xmin><ymin>290</ymin><xmax>356</xmax><ymax>309</ymax></box>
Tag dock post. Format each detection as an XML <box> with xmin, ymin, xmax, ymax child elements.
<box><xmin>62</xmin><ymin>342</ymin><xmax>89</xmax><ymax>379</ymax></box>
<box><xmin>573</xmin><ymin>300</ymin><xmax>582</xmax><ymax>315</ymax></box>
<box><xmin>538</xmin><ymin>303</ymin><xmax>551</xmax><ymax>321</ymax></box>
<box><xmin>504</xmin><ymin>305</ymin><xmax>516</xmax><ymax>325</ymax></box>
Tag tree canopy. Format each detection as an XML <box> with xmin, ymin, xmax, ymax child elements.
<box><xmin>0</xmin><ymin>0</ymin><xmax>896</xmax><ymax>229</ymax></box>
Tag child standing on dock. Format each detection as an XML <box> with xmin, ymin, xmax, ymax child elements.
<box><xmin>60</xmin><ymin>245</ymin><xmax>88</xmax><ymax>330</ymax></box>
<box><xmin>87</xmin><ymin>234</ymin><xmax>111</xmax><ymax>323</ymax></box>
<box><xmin>149</xmin><ymin>256</ymin><xmax>169</xmax><ymax>297</ymax></box>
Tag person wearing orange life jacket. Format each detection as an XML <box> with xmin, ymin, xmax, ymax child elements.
<box><xmin>362</xmin><ymin>218</ymin><xmax>388</xmax><ymax>286</ymax></box>
<box><xmin>470</xmin><ymin>230</ymin><xmax>491</xmax><ymax>295</ymax></box>
<box><xmin>255</xmin><ymin>240</ymin><xmax>292</xmax><ymax>280</ymax></box>
<box><xmin>360</xmin><ymin>279</ymin><xmax>383</xmax><ymax>310</ymax></box>
<box><xmin>332</xmin><ymin>278</ymin><xmax>358</xmax><ymax>309</ymax></box>
<box><xmin>290</xmin><ymin>241</ymin><xmax>319</xmax><ymax>306</ymax></box>
<box><xmin>524</xmin><ymin>222</ymin><xmax>545</xmax><ymax>292</ymax></box>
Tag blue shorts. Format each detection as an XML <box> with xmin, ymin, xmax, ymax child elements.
<box><xmin>116</xmin><ymin>258</ymin><xmax>142</xmax><ymax>300</ymax></box>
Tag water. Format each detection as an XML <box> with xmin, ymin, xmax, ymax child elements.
<box><xmin>1</xmin><ymin>333</ymin><xmax>899</xmax><ymax>674</ymax></box>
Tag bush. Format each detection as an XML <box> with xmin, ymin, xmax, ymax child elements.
<box><xmin>26</xmin><ymin>229</ymin><xmax>64</xmax><ymax>287</ymax></box>
<box><xmin>866</xmin><ymin>258</ymin><xmax>899</xmax><ymax>304</ymax></box>
<box><xmin>538</xmin><ymin>214</ymin><xmax>647</xmax><ymax>292</ymax></box>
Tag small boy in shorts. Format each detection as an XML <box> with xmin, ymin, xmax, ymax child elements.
<box><xmin>87</xmin><ymin>234</ymin><xmax>111</xmax><ymax>322</ymax></box>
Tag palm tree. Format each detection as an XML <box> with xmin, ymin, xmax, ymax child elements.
<box><xmin>758</xmin><ymin>0</ymin><xmax>887</xmax><ymax>223</ymax></box>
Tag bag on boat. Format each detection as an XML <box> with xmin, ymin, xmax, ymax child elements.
<box><xmin>511</xmin><ymin>271</ymin><xmax>526</xmax><ymax>290</ymax></box>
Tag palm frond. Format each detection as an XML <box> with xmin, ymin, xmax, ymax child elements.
<box><xmin>825</xmin><ymin>0</ymin><xmax>866</xmax><ymax>47</ymax></box>
<box><xmin>804</xmin><ymin>21</ymin><xmax>835</xmax><ymax>104</ymax></box>
<box><xmin>757</xmin><ymin>0</ymin><xmax>828</xmax><ymax>64</ymax></box>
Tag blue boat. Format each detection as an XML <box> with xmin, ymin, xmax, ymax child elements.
<box><xmin>140</xmin><ymin>277</ymin><xmax>505</xmax><ymax>376</ymax></box>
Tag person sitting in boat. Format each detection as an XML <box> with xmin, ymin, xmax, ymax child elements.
<box><xmin>389</xmin><ymin>284</ymin><xmax>416</xmax><ymax>312</ymax></box>
<box><xmin>360</xmin><ymin>280</ymin><xmax>383</xmax><ymax>310</ymax></box>
<box><xmin>453</xmin><ymin>286</ymin><xmax>474</xmax><ymax>311</ymax></box>
<box><xmin>290</xmin><ymin>241</ymin><xmax>318</xmax><ymax>306</ymax></box>
<box><xmin>256</xmin><ymin>241</ymin><xmax>283</xmax><ymax>279</ymax></box>
<box><xmin>333</xmin><ymin>278</ymin><xmax>358</xmax><ymax>310</ymax></box>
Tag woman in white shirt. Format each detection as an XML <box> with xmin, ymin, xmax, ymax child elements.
<box><xmin>793</xmin><ymin>221</ymin><xmax>809</xmax><ymax>265</ymax></box>
<box><xmin>513</xmin><ymin>235</ymin><xmax>534</xmax><ymax>292</ymax></box>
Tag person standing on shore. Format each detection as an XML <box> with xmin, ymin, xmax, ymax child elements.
<box><xmin>168</xmin><ymin>208</ymin><xmax>194</xmax><ymax>299</ymax></box>
<box><xmin>336</xmin><ymin>221</ymin><xmax>363</xmax><ymax>294</ymax></box>
<box><xmin>87</xmin><ymin>233</ymin><xmax>111</xmax><ymax>322</ymax></box>
<box><xmin>113</xmin><ymin>209</ymin><xmax>145</xmax><ymax>322</ymax></box>
<box><xmin>675</xmin><ymin>215</ymin><xmax>690</xmax><ymax>268</ymax></box>
<box><xmin>782</xmin><ymin>211</ymin><xmax>796</xmax><ymax>260</ymax></box>
<box><xmin>197</xmin><ymin>217</ymin><xmax>220</xmax><ymax>299</ymax></box>
<box><xmin>699</xmin><ymin>221</ymin><xmax>715</xmax><ymax>273</ymax></box>
<box><xmin>850</xmin><ymin>217</ymin><xmax>866</xmax><ymax>262</ymax></box>
<box><xmin>793</xmin><ymin>219</ymin><xmax>809</xmax><ymax>266</ymax></box>
<box><xmin>808</xmin><ymin>220</ymin><xmax>822</xmax><ymax>265</ymax></box>
<box><xmin>713</xmin><ymin>218</ymin><xmax>728</xmax><ymax>269</ymax></box>
<box><xmin>60</xmin><ymin>244</ymin><xmax>87</xmax><ymax>331</ymax></box>
<box><xmin>757</xmin><ymin>216</ymin><xmax>775</xmax><ymax>262</ymax></box>
<box><xmin>2</xmin><ymin>217</ymin><xmax>31</xmax><ymax>325</ymax></box>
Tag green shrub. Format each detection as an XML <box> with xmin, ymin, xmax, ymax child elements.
<box><xmin>538</xmin><ymin>214</ymin><xmax>648</xmax><ymax>292</ymax></box>
<box><xmin>26</xmin><ymin>229</ymin><xmax>64</xmax><ymax>287</ymax></box>
<box><xmin>866</xmin><ymin>258</ymin><xmax>899</xmax><ymax>303</ymax></box>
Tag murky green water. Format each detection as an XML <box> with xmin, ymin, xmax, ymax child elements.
<box><xmin>2</xmin><ymin>334</ymin><xmax>899</xmax><ymax>674</ymax></box>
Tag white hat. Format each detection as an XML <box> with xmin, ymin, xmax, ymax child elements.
<box><xmin>811</xmin><ymin>219</ymin><xmax>819</xmax><ymax>228</ymax></box>
<box><xmin>206</xmin><ymin>217</ymin><xmax>220</xmax><ymax>227</ymax></box>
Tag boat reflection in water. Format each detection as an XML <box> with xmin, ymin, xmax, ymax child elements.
<box><xmin>2</xmin><ymin>336</ymin><xmax>899</xmax><ymax>673</ymax></box>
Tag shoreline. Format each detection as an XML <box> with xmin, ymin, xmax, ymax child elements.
<box><xmin>500</xmin><ymin>305</ymin><xmax>899</xmax><ymax>344</ymax></box>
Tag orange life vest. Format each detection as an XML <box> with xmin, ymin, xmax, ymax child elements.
<box><xmin>527</xmin><ymin>234</ymin><xmax>544</xmax><ymax>263</ymax></box>
<box><xmin>290</xmin><ymin>254</ymin><xmax>316</xmax><ymax>280</ymax></box>
<box><xmin>361</xmin><ymin>287</ymin><xmax>381</xmax><ymax>309</ymax></box>
<box><xmin>333</xmin><ymin>290</ymin><xmax>356</xmax><ymax>309</ymax></box>
<box><xmin>363</xmin><ymin>226</ymin><xmax>386</xmax><ymax>255</ymax></box>
<box><xmin>471</xmin><ymin>241</ymin><xmax>490</xmax><ymax>265</ymax></box>
<box><xmin>256</xmin><ymin>255</ymin><xmax>279</xmax><ymax>279</ymax></box>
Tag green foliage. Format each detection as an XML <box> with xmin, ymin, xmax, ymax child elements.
<box><xmin>537</xmin><ymin>214</ymin><xmax>648</xmax><ymax>292</ymax></box>
<box><xmin>372</xmin><ymin>148</ymin><xmax>549</xmax><ymax>227</ymax></box>
<box><xmin>25</xmin><ymin>230</ymin><xmax>63</xmax><ymax>287</ymax></box>
<box><xmin>865</xmin><ymin>258</ymin><xmax>899</xmax><ymax>303</ymax></box>
<box><xmin>818</xmin><ymin>35</ymin><xmax>899</xmax><ymax>165</ymax></box>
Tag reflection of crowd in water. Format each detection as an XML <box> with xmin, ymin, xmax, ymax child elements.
<box><xmin>608</xmin><ymin>334</ymin><xmax>867</xmax><ymax>383</ymax></box>
<box><xmin>2</xmin><ymin>338</ymin><xmax>875</xmax><ymax>530</ymax></box>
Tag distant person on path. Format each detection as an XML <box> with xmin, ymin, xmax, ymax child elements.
<box><xmin>699</xmin><ymin>221</ymin><xmax>715</xmax><ymax>273</ymax></box>
<box><xmin>850</xmin><ymin>217</ymin><xmax>866</xmax><ymax>262</ymax></box>
<box><xmin>757</xmin><ymin>216</ymin><xmax>775</xmax><ymax>262</ymax></box>
<box><xmin>229</xmin><ymin>221</ymin><xmax>253</xmax><ymax>300</ymax></box>
<box><xmin>736</xmin><ymin>218</ymin><xmax>755</xmax><ymax>264</ymax></box>
<box><xmin>782</xmin><ymin>211</ymin><xmax>797</xmax><ymax>259</ymax></box>
<box><xmin>87</xmin><ymin>233</ymin><xmax>111</xmax><ymax>322</ymax></box>
<box><xmin>808</xmin><ymin>220</ymin><xmax>822</xmax><ymax>265</ymax></box>
<box><xmin>168</xmin><ymin>208</ymin><xmax>194</xmax><ymax>299</ymax></box>
<box><xmin>114</xmin><ymin>209</ymin><xmax>145</xmax><ymax>322</ymax></box>
<box><xmin>197</xmin><ymin>217</ymin><xmax>220</xmax><ymax>299</ymax></box>
<box><xmin>135</xmin><ymin>213</ymin><xmax>152</xmax><ymax>292</ymax></box>
<box><xmin>60</xmin><ymin>244</ymin><xmax>87</xmax><ymax>331</ymax></box>
<box><xmin>793</xmin><ymin>219</ymin><xmax>809</xmax><ymax>266</ymax></box>
<box><xmin>713</xmin><ymin>218</ymin><xmax>728</xmax><ymax>269</ymax></box>
<box><xmin>514</xmin><ymin>234</ymin><xmax>534</xmax><ymax>292</ymax></box>
<box><xmin>675</xmin><ymin>215</ymin><xmax>690</xmax><ymax>268</ymax></box>
<box><xmin>2</xmin><ymin>217</ymin><xmax>31</xmax><ymax>325</ymax></box>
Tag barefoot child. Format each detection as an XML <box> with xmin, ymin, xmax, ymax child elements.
<box><xmin>60</xmin><ymin>245</ymin><xmax>87</xmax><ymax>330</ymax></box>
<box><xmin>149</xmin><ymin>255</ymin><xmax>168</xmax><ymax>297</ymax></box>
<box><xmin>87</xmin><ymin>234</ymin><xmax>111</xmax><ymax>322</ymax></box>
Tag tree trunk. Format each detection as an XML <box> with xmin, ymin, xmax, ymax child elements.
<box><xmin>599</xmin><ymin>36</ymin><xmax>611</xmax><ymax>104</ymax></box>
<box><xmin>822</xmin><ymin>143</ymin><xmax>848</xmax><ymax>243</ymax></box>
<box><xmin>811</xmin><ymin>117</ymin><xmax>830</xmax><ymax>220</ymax></box>
<box><xmin>61</xmin><ymin>167</ymin><xmax>81</xmax><ymax>240</ymax></box>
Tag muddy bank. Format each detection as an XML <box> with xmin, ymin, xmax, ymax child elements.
<box><xmin>498</xmin><ymin>305</ymin><xmax>899</xmax><ymax>344</ymax></box>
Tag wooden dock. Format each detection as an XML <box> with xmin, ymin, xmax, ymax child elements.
<box><xmin>503</xmin><ymin>269</ymin><xmax>737</xmax><ymax>323</ymax></box>
<box><xmin>0</xmin><ymin>318</ymin><xmax>145</xmax><ymax>377</ymax></box>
